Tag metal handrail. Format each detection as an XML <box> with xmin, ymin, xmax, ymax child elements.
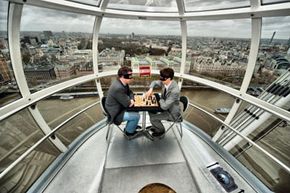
<box><xmin>0</xmin><ymin>101</ymin><xmax>100</xmax><ymax>179</ymax></box>
<box><xmin>188</xmin><ymin>102</ymin><xmax>290</xmax><ymax>173</ymax></box>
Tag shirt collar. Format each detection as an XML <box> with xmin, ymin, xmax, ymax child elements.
<box><xmin>164</xmin><ymin>81</ymin><xmax>172</xmax><ymax>90</ymax></box>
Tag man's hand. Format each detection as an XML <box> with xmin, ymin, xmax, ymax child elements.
<box><xmin>129</xmin><ymin>99</ymin><xmax>135</xmax><ymax>107</ymax></box>
<box><xmin>145</xmin><ymin>88</ymin><xmax>153</xmax><ymax>98</ymax></box>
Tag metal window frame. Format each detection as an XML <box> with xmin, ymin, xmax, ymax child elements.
<box><xmin>7</xmin><ymin>0</ymin><xmax>290</xmax><ymax>20</ymax></box>
<box><xmin>7</xmin><ymin>2</ymin><xmax>68</xmax><ymax>152</ymax></box>
<box><xmin>188</xmin><ymin>101</ymin><xmax>290</xmax><ymax>173</ymax></box>
<box><xmin>213</xmin><ymin>17</ymin><xmax>262</xmax><ymax>142</ymax></box>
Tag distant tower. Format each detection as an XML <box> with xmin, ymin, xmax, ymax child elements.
<box><xmin>43</xmin><ymin>31</ymin><xmax>53</xmax><ymax>41</ymax></box>
<box><xmin>286</xmin><ymin>46</ymin><xmax>290</xmax><ymax>61</ymax></box>
<box><xmin>131</xmin><ymin>32</ymin><xmax>135</xmax><ymax>39</ymax></box>
<box><xmin>269</xmin><ymin>31</ymin><xmax>276</xmax><ymax>44</ymax></box>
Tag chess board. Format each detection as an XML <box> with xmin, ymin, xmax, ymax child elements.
<box><xmin>127</xmin><ymin>93</ymin><xmax>161</xmax><ymax>112</ymax></box>
<box><xmin>134</xmin><ymin>93</ymin><xmax>158</xmax><ymax>107</ymax></box>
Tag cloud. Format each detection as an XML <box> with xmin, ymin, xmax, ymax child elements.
<box><xmin>109</xmin><ymin>0</ymin><xmax>175</xmax><ymax>6</ymax></box>
<box><xmin>21</xmin><ymin>5</ymin><xmax>95</xmax><ymax>32</ymax></box>
<box><xmin>0</xmin><ymin>0</ymin><xmax>8</xmax><ymax>31</ymax></box>
<box><xmin>187</xmin><ymin>19</ymin><xmax>251</xmax><ymax>38</ymax></box>
<box><xmin>262</xmin><ymin>17</ymin><xmax>290</xmax><ymax>39</ymax></box>
<box><xmin>184</xmin><ymin>0</ymin><xmax>249</xmax><ymax>11</ymax></box>
<box><xmin>100</xmin><ymin>18</ymin><xmax>180</xmax><ymax>35</ymax></box>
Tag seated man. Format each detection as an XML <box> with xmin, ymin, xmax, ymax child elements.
<box><xmin>105</xmin><ymin>66</ymin><xmax>140</xmax><ymax>137</ymax></box>
<box><xmin>145</xmin><ymin>67</ymin><xmax>181</xmax><ymax>138</ymax></box>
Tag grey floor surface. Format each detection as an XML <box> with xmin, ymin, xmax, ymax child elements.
<box><xmin>101</xmin><ymin>128</ymin><xmax>198</xmax><ymax>193</ymax></box>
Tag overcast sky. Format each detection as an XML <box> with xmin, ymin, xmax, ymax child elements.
<box><xmin>0</xmin><ymin>0</ymin><xmax>289</xmax><ymax>39</ymax></box>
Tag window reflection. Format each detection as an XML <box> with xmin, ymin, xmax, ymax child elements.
<box><xmin>20</xmin><ymin>6</ymin><xmax>95</xmax><ymax>92</ymax></box>
<box><xmin>0</xmin><ymin>122</ymin><xmax>60</xmax><ymax>193</ymax></box>
<box><xmin>229</xmin><ymin>114</ymin><xmax>290</xmax><ymax>192</ymax></box>
<box><xmin>0</xmin><ymin>0</ymin><xmax>21</xmax><ymax>107</ymax></box>
<box><xmin>0</xmin><ymin>107</ymin><xmax>60</xmax><ymax>193</ymax></box>
<box><xmin>186</xmin><ymin>19</ymin><xmax>251</xmax><ymax>88</ymax></box>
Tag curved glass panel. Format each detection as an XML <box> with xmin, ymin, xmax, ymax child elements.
<box><xmin>228</xmin><ymin>112</ymin><xmax>290</xmax><ymax>192</ymax></box>
<box><xmin>0</xmin><ymin>0</ymin><xmax>21</xmax><ymax>107</ymax></box>
<box><xmin>186</xmin><ymin>19</ymin><xmax>251</xmax><ymax>89</ymax></box>
<box><xmin>20</xmin><ymin>5</ymin><xmax>95</xmax><ymax>93</ymax></box>
<box><xmin>37</xmin><ymin>81</ymin><xmax>101</xmax><ymax>146</ymax></box>
<box><xmin>66</xmin><ymin>0</ymin><xmax>101</xmax><ymax>6</ymax></box>
<box><xmin>108</xmin><ymin>0</ymin><xmax>178</xmax><ymax>12</ymax></box>
<box><xmin>262</xmin><ymin>0</ymin><xmax>290</xmax><ymax>5</ymax></box>
<box><xmin>0</xmin><ymin>138</ymin><xmax>60</xmax><ymax>192</ymax></box>
<box><xmin>54</xmin><ymin>104</ymin><xmax>103</xmax><ymax>146</ymax></box>
<box><xmin>37</xmin><ymin>81</ymin><xmax>99</xmax><ymax>128</ymax></box>
<box><xmin>184</xmin><ymin>0</ymin><xmax>250</xmax><ymax>12</ymax></box>
<box><xmin>99</xmin><ymin>18</ymin><xmax>181</xmax><ymax>72</ymax></box>
<box><xmin>0</xmin><ymin>108</ymin><xmax>60</xmax><ymax>174</ymax></box>
<box><xmin>249</xmin><ymin>16</ymin><xmax>290</xmax><ymax>111</ymax></box>
<box><xmin>182</xmin><ymin>87</ymin><xmax>235</xmax><ymax>137</ymax></box>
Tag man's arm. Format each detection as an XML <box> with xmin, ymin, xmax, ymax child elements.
<box><xmin>159</xmin><ymin>91</ymin><xmax>179</xmax><ymax>110</ymax></box>
<box><xmin>128</xmin><ymin>88</ymin><xmax>134</xmax><ymax>99</ymax></box>
<box><xmin>113</xmin><ymin>87</ymin><xmax>131</xmax><ymax>107</ymax></box>
<box><xmin>145</xmin><ymin>80</ymin><xmax>162</xmax><ymax>97</ymax></box>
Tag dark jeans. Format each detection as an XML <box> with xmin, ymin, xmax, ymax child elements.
<box><xmin>148</xmin><ymin>111</ymin><xmax>174</xmax><ymax>134</ymax></box>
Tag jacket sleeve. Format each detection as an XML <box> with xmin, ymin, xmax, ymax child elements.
<box><xmin>149</xmin><ymin>80</ymin><xmax>163</xmax><ymax>89</ymax></box>
<box><xmin>113</xmin><ymin>87</ymin><xmax>131</xmax><ymax>107</ymax></box>
<box><xmin>129</xmin><ymin>89</ymin><xmax>134</xmax><ymax>99</ymax></box>
<box><xmin>159</xmin><ymin>90</ymin><xmax>179</xmax><ymax>110</ymax></box>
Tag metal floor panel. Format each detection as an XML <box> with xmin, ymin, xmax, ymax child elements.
<box><xmin>42</xmin><ymin>127</ymin><xmax>108</xmax><ymax>193</ymax></box>
<box><xmin>102</xmin><ymin>125</ymin><xmax>198</xmax><ymax>193</ymax></box>
<box><xmin>101</xmin><ymin>162</ymin><xmax>198</xmax><ymax>193</ymax></box>
<box><xmin>106</xmin><ymin>127</ymin><xmax>185</xmax><ymax>169</ymax></box>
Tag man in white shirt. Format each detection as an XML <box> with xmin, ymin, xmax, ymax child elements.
<box><xmin>145</xmin><ymin>68</ymin><xmax>181</xmax><ymax>138</ymax></box>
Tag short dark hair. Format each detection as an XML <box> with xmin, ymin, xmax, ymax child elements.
<box><xmin>160</xmin><ymin>68</ymin><xmax>174</xmax><ymax>80</ymax></box>
<box><xmin>118</xmin><ymin>66</ymin><xmax>133</xmax><ymax>78</ymax></box>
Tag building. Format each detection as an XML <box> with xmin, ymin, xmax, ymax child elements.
<box><xmin>0</xmin><ymin>52</ymin><xmax>11</xmax><ymax>84</ymax></box>
<box><xmin>24</xmin><ymin>65</ymin><xmax>56</xmax><ymax>85</ymax></box>
<box><xmin>98</xmin><ymin>48</ymin><xmax>125</xmax><ymax>71</ymax></box>
<box><xmin>54</xmin><ymin>64</ymin><xmax>76</xmax><ymax>80</ymax></box>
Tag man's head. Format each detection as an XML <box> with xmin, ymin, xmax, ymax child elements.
<box><xmin>118</xmin><ymin>66</ymin><xmax>133</xmax><ymax>84</ymax></box>
<box><xmin>159</xmin><ymin>67</ymin><xmax>174</xmax><ymax>85</ymax></box>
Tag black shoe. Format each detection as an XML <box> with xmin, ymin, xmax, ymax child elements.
<box><xmin>152</xmin><ymin>132</ymin><xmax>165</xmax><ymax>139</ymax></box>
<box><xmin>146</xmin><ymin>126</ymin><xmax>158</xmax><ymax>133</ymax></box>
<box><xmin>124</xmin><ymin>130</ymin><xmax>139</xmax><ymax>139</ymax></box>
<box><xmin>125</xmin><ymin>130</ymin><xmax>138</xmax><ymax>136</ymax></box>
<box><xmin>135</xmin><ymin>125</ymin><xmax>142</xmax><ymax>132</ymax></box>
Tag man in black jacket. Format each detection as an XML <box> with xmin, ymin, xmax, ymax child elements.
<box><xmin>105</xmin><ymin>66</ymin><xmax>140</xmax><ymax>137</ymax></box>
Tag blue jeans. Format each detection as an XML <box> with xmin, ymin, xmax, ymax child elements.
<box><xmin>123</xmin><ymin>112</ymin><xmax>140</xmax><ymax>133</ymax></box>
